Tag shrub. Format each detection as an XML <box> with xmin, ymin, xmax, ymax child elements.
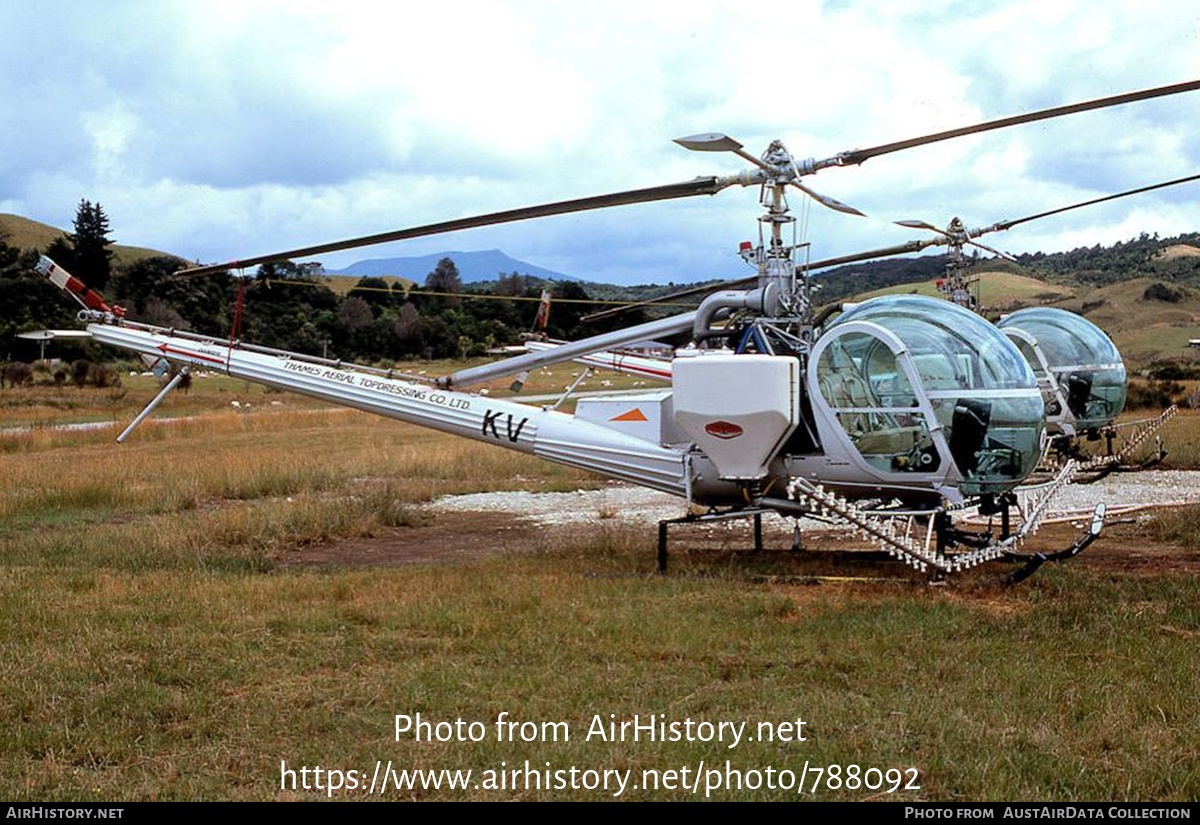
<box><xmin>1143</xmin><ymin>282</ymin><xmax>1184</xmax><ymax>303</ymax></box>
<box><xmin>2</xmin><ymin>361</ymin><xmax>33</xmax><ymax>388</ymax></box>
<box><xmin>1126</xmin><ymin>378</ymin><xmax>1186</xmax><ymax>409</ymax></box>
<box><xmin>1147</xmin><ymin>361</ymin><xmax>1200</xmax><ymax>381</ymax></box>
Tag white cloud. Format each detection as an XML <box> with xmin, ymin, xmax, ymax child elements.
<box><xmin>80</xmin><ymin>101</ymin><xmax>139</xmax><ymax>180</ymax></box>
<box><xmin>0</xmin><ymin>0</ymin><xmax>1195</xmax><ymax>282</ymax></box>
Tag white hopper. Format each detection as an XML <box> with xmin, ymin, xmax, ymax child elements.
<box><xmin>672</xmin><ymin>353</ymin><xmax>799</xmax><ymax>480</ymax></box>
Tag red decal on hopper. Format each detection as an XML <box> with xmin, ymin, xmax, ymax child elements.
<box><xmin>705</xmin><ymin>420</ymin><xmax>743</xmax><ymax>439</ymax></box>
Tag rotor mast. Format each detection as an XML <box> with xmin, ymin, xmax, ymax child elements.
<box><xmin>758</xmin><ymin>141</ymin><xmax>801</xmax><ymax>318</ymax></box>
<box><xmin>674</xmin><ymin>133</ymin><xmax>847</xmax><ymax>350</ymax></box>
<box><xmin>941</xmin><ymin>219</ymin><xmax>976</xmax><ymax>311</ymax></box>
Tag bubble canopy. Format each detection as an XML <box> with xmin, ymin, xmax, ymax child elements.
<box><xmin>996</xmin><ymin>307</ymin><xmax>1126</xmax><ymax>430</ymax></box>
<box><xmin>815</xmin><ymin>296</ymin><xmax>1044</xmax><ymax>495</ymax></box>
<box><xmin>833</xmin><ymin>296</ymin><xmax>1037</xmax><ymax>391</ymax></box>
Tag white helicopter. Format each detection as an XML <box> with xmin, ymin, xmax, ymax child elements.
<box><xmin>891</xmin><ymin>177</ymin><xmax>1196</xmax><ymax>475</ymax></box>
<box><xmin>34</xmin><ymin>79</ymin><xmax>1199</xmax><ymax>580</ymax></box>
<box><xmin>570</xmin><ymin>174</ymin><xmax>1196</xmax><ymax>480</ymax></box>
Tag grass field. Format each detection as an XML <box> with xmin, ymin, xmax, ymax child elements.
<box><xmin>857</xmin><ymin>270</ymin><xmax>1076</xmax><ymax>308</ymax></box>
<box><xmin>1</xmin><ymin>365</ymin><xmax>1197</xmax><ymax>801</ymax></box>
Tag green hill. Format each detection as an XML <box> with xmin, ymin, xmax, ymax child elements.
<box><xmin>856</xmin><ymin>270</ymin><xmax>1076</xmax><ymax>307</ymax></box>
<box><xmin>0</xmin><ymin>213</ymin><xmax>172</xmax><ymax>267</ymax></box>
<box><xmin>848</xmin><ymin>268</ymin><xmax>1199</xmax><ymax>370</ymax></box>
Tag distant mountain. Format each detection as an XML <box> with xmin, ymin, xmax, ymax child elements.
<box><xmin>325</xmin><ymin>249</ymin><xmax>577</xmax><ymax>283</ymax></box>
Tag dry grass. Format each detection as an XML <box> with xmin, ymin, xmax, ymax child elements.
<box><xmin>0</xmin><ymin>360</ymin><xmax>1197</xmax><ymax>801</ymax></box>
<box><xmin>1</xmin><ymin>407</ymin><xmax>595</xmax><ymax>538</ymax></box>
<box><xmin>1154</xmin><ymin>243</ymin><xmax>1200</xmax><ymax>261</ymax></box>
<box><xmin>1117</xmin><ymin>408</ymin><xmax>1199</xmax><ymax>470</ymax></box>
<box><xmin>317</xmin><ymin>274</ymin><xmax>414</xmax><ymax>294</ymax></box>
<box><xmin>0</xmin><ymin>374</ymin><xmax>332</xmax><ymax>430</ymax></box>
<box><xmin>1146</xmin><ymin>505</ymin><xmax>1200</xmax><ymax>547</ymax></box>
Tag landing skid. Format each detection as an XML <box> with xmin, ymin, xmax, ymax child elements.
<box><xmin>1003</xmin><ymin>504</ymin><xmax>1105</xmax><ymax>584</ymax></box>
<box><xmin>1071</xmin><ymin>438</ymin><xmax>1170</xmax><ymax>483</ymax></box>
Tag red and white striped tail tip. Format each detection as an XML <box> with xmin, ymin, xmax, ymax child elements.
<box><xmin>35</xmin><ymin>255</ymin><xmax>121</xmax><ymax>316</ymax></box>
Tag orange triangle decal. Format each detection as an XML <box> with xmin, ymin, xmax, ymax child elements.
<box><xmin>611</xmin><ymin>408</ymin><xmax>648</xmax><ymax>422</ymax></box>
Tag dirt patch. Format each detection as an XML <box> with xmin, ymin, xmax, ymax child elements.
<box><xmin>773</xmin><ymin>517</ymin><xmax>1199</xmax><ymax>579</ymax></box>
<box><xmin>276</xmin><ymin>511</ymin><xmax>538</xmax><ymax>568</ymax></box>
<box><xmin>1045</xmin><ymin>518</ymin><xmax>1199</xmax><ymax>576</ymax></box>
<box><xmin>276</xmin><ymin>493</ymin><xmax>1196</xmax><ymax>580</ymax></box>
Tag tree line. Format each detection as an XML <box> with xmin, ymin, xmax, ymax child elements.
<box><xmin>1</xmin><ymin>201</ymin><xmax>624</xmax><ymax>364</ymax></box>
<box><xmin>3</xmin><ymin>200</ymin><xmax>1197</xmax><ymax>365</ymax></box>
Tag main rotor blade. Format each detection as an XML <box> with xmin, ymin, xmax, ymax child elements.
<box><xmin>893</xmin><ymin>218</ymin><xmax>1022</xmax><ymax>261</ymax></box>
<box><xmin>580</xmin><ymin>239</ymin><xmax>936</xmax><ymax>323</ymax></box>
<box><xmin>790</xmin><ymin>181</ymin><xmax>867</xmax><ymax>216</ymax></box>
<box><xmin>979</xmin><ymin>173</ymin><xmax>1200</xmax><ymax>234</ymax></box>
<box><xmin>825</xmin><ymin>79</ymin><xmax>1200</xmax><ymax>168</ymax></box>
<box><xmin>177</xmin><ymin>177</ymin><xmax>727</xmax><ymax>277</ymax></box>
<box><xmin>964</xmin><ymin>238</ymin><xmax>1017</xmax><ymax>262</ymax></box>
<box><xmin>894</xmin><ymin>219</ymin><xmax>943</xmax><ymax>233</ymax></box>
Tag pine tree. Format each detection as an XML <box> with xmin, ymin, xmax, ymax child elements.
<box><xmin>70</xmin><ymin>199</ymin><xmax>114</xmax><ymax>291</ymax></box>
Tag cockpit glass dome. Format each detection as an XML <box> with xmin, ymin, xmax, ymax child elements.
<box><xmin>833</xmin><ymin>296</ymin><xmax>1035</xmax><ymax>391</ymax></box>
<box><xmin>821</xmin><ymin>296</ymin><xmax>1044</xmax><ymax>495</ymax></box>
<box><xmin>996</xmin><ymin>308</ymin><xmax>1126</xmax><ymax>429</ymax></box>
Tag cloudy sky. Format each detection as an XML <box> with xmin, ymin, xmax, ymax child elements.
<box><xmin>1</xmin><ymin>0</ymin><xmax>1196</xmax><ymax>283</ymax></box>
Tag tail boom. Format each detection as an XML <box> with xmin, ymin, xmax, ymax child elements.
<box><xmin>86</xmin><ymin>322</ymin><xmax>687</xmax><ymax>495</ymax></box>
